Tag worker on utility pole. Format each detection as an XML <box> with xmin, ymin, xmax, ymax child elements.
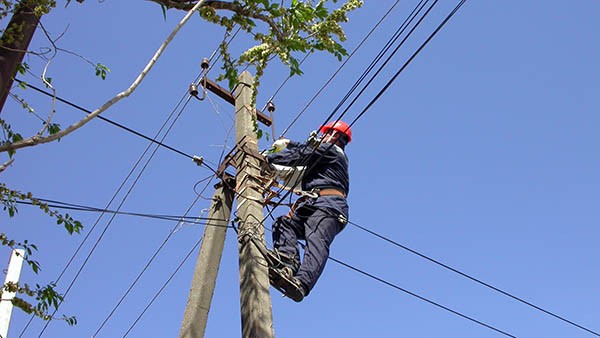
<box><xmin>265</xmin><ymin>120</ymin><xmax>352</xmax><ymax>302</ymax></box>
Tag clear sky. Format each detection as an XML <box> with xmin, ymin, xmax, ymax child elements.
<box><xmin>2</xmin><ymin>1</ymin><xmax>599</xmax><ymax>337</ymax></box>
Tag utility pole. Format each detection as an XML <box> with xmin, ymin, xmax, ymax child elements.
<box><xmin>234</xmin><ymin>71</ymin><xmax>274</xmax><ymax>338</ymax></box>
<box><xmin>179</xmin><ymin>178</ymin><xmax>234</xmax><ymax>338</ymax></box>
<box><xmin>0</xmin><ymin>0</ymin><xmax>40</xmax><ymax>113</ymax></box>
<box><xmin>0</xmin><ymin>249</ymin><xmax>25</xmax><ymax>338</ymax></box>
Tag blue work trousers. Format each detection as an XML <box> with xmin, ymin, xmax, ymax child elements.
<box><xmin>272</xmin><ymin>205</ymin><xmax>345</xmax><ymax>295</ymax></box>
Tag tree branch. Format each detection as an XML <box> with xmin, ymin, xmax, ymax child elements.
<box><xmin>0</xmin><ymin>0</ymin><xmax>207</xmax><ymax>153</ymax></box>
<box><xmin>0</xmin><ymin>158</ymin><xmax>14</xmax><ymax>173</ymax></box>
<box><xmin>149</xmin><ymin>0</ymin><xmax>286</xmax><ymax>41</ymax></box>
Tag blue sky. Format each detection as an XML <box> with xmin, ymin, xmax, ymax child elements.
<box><xmin>2</xmin><ymin>1</ymin><xmax>599</xmax><ymax>337</ymax></box>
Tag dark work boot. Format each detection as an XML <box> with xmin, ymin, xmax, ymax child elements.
<box><xmin>267</xmin><ymin>249</ymin><xmax>300</xmax><ymax>274</ymax></box>
<box><xmin>270</xmin><ymin>266</ymin><xmax>306</xmax><ymax>302</ymax></box>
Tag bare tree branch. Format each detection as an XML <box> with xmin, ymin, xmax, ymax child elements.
<box><xmin>0</xmin><ymin>0</ymin><xmax>207</xmax><ymax>153</ymax></box>
<box><xmin>149</xmin><ymin>0</ymin><xmax>286</xmax><ymax>40</ymax></box>
<box><xmin>0</xmin><ymin>158</ymin><xmax>14</xmax><ymax>173</ymax></box>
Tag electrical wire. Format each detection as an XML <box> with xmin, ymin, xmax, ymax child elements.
<box><xmin>262</xmin><ymin>0</ymin><xmax>441</xmax><ymax>223</ymax></box>
<box><xmin>13</xmin><ymin>198</ymin><xmax>229</xmax><ymax>226</ymax></box>
<box><xmin>279</xmin><ymin>0</ymin><xmax>406</xmax><ymax>137</ymax></box>
<box><xmin>18</xmin><ymin>80</ymin><xmax>198</xmax><ymax>338</ymax></box>
<box><xmin>328</xmin><ymin>255</ymin><xmax>516</xmax><ymax>337</ymax></box>
<box><xmin>93</xmin><ymin>36</ymin><xmax>243</xmax><ymax>333</ymax></box>
<box><xmin>34</xmin><ymin>97</ymin><xmax>199</xmax><ymax>338</ymax></box>
<box><xmin>91</xmin><ymin>176</ymin><xmax>219</xmax><ymax>337</ymax></box>
<box><xmin>347</xmin><ymin>220</ymin><xmax>600</xmax><ymax>336</ymax></box>
<box><xmin>14</xmin><ymin>79</ymin><xmax>217</xmax><ymax>174</ymax></box>
<box><xmin>92</xmin><ymin>101</ymin><xmax>238</xmax><ymax>334</ymax></box>
<box><xmin>19</xmin><ymin>20</ymin><xmax>238</xmax><ymax>338</ymax></box>
<box><xmin>260</xmin><ymin>225</ymin><xmax>515</xmax><ymax>337</ymax></box>
<box><xmin>121</xmin><ymin>236</ymin><xmax>203</xmax><ymax>338</ymax></box>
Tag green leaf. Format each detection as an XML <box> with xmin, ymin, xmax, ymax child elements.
<box><xmin>95</xmin><ymin>63</ymin><xmax>110</xmax><ymax>80</ymax></box>
<box><xmin>47</xmin><ymin>123</ymin><xmax>60</xmax><ymax>135</ymax></box>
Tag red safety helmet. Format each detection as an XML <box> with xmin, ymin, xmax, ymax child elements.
<box><xmin>319</xmin><ymin>120</ymin><xmax>352</xmax><ymax>143</ymax></box>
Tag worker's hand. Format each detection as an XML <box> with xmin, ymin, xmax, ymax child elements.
<box><xmin>271</xmin><ymin>138</ymin><xmax>290</xmax><ymax>152</ymax></box>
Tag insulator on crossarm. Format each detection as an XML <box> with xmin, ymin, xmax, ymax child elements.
<box><xmin>201</xmin><ymin>57</ymin><xmax>210</xmax><ymax>70</ymax></box>
<box><xmin>189</xmin><ymin>83</ymin><xmax>199</xmax><ymax>97</ymax></box>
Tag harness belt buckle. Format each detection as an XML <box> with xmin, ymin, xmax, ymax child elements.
<box><xmin>338</xmin><ymin>214</ymin><xmax>348</xmax><ymax>225</ymax></box>
<box><xmin>305</xmin><ymin>189</ymin><xmax>319</xmax><ymax>199</ymax></box>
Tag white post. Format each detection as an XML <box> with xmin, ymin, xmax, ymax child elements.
<box><xmin>0</xmin><ymin>249</ymin><xmax>25</xmax><ymax>338</ymax></box>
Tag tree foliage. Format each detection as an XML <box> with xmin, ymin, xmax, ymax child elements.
<box><xmin>0</xmin><ymin>0</ymin><xmax>362</xmax><ymax>328</ymax></box>
<box><xmin>1</xmin><ymin>184</ymin><xmax>81</xmax><ymax>325</ymax></box>
<box><xmin>153</xmin><ymin>0</ymin><xmax>363</xmax><ymax>95</ymax></box>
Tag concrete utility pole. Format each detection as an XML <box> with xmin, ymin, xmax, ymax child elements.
<box><xmin>234</xmin><ymin>71</ymin><xmax>274</xmax><ymax>338</ymax></box>
<box><xmin>0</xmin><ymin>1</ymin><xmax>40</xmax><ymax>113</ymax></box>
<box><xmin>0</xmin><ymin>249</ymin><xmax>26</xmax><ymax>338</ymax></box>
<box><xmin>179</xmin><ymin>179</ymin><xmax>234</xmax><ymax>338</ymax></box>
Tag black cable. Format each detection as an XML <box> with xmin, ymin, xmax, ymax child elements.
<box><xmin>280</xmin><ymin>0</ymin><xmax>425</xmax><ymax>137</ymax></box>
<box><xmin>91</xmin><ymin>175</ymin><xmax>220</xmax><ymax>337</ymax></box>
<box><xmin>328</xmin><ymin>256</ymin><xmax>516</xmax><ymax>337</ymax></box>
<box><xmin>14</xmin><ymin>79</ymin><xmax>219</xmax><ymax>176</ymax></box>
<box><xmin>121</xmin><ymin>236</ymin><xmax>203</xmax><ymax>338</ymax></box>
<box><xmin>18</xmin><ymin>80</ymin><xmax>198</xmax><ymax>338</ymax></box>
<box><xmin>91</xmin><ymin>29</ymin><xmax>244</xmax><ymax>335</ymax></box>
<box><xmin>19</xmin><ymin>24</ymin><xmax>236</xmax><ymax>336</ymax></box>
<box><xmin>262</xmin><ymin>0</ymin><xmax>438</xmax><ymax>222</ymax></box>
<box><xmin>261</xmin><ymin>224</ymin><xmax>514</xmax><ymax>337</ymax></box>
<box><xmin>348</xmin><ymin>220</ymin><xmax>600</xmax><ymax>336</ymax></box>
<box><xmin>348</xmin><ymin>0</ymin><xmax>468</xmax><ymax>132</ymax></box>
<box><xmin>15</xmin><ymin>79</ymin><xmax>192</xmax><ymax>161</ymax></box>
<box><xmin>13</xmin><ymin>199</ymin><xmax>230</xmax><ymax>226</ymax></box>
<box><xmin>33</xmin><ymin>89</ymin><xmax>202</xmax><ymax>338</ymax></box>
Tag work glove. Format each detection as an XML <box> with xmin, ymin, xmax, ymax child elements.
<box><xmin>271</xmin><ymin>138</ymin><xmax>290</xmax><ymax>153</ymax></box>
<box><xmin>306</xmin><ymin>130</ymin><xmax>321</xmax><ymax>148</ymax></box>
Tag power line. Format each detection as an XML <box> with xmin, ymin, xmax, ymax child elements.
<box><xmin>18</xmin><ymin>20</ymin><xmax>236</xmax><ymax>338</ymax></box>
<box><xmin>348</xmin><ymin>220</ymin><xmax>600</xmax><ymax>336</ymax></box>
<box><xmin>15</xmin><ymin>79</ymin><xmax>196</xmax><ymax>163</ymax></box>
<box><xmin>92</xmin><ymin>144</ymin><xmax>231</xmax><ymax>337</ymax></box>
<box><xmin>13</xmin><ymin>198</ymin><xmax>229</xmax><ymax>226</ymax></box>
<box><xmin>262</xmin><ymin>0</ymin><xmax>441</xmax><ymax>223</ymax></box>
<box><xmin>121</xmin><ymin>236</ymin><xmax>203</xmax><ymax>338</ymax></box>
<box><xmin>280</xmin><ymin>0</ymin><xmax>415</xmax><ymax>137</ymax></box>
<box><xmin>261</xmin><ymin>225</ymin><xmax>515</xmax><ymax>337</ymax></box>
<box><xmin>328</xmin><ymin>255</ymin><xmax>516</xmax><ymax>337</ymax></box>
<box><xmin>35</xmin><ymin>97</ymin><xmax>198</xmax><ymax>338</ymax></box>
<box><xmin>18</xmin><ymin>80</ymin><xmax>198</xmax><ymax>337</ymax></box>
<box><xmin>348</xmin><ymin>0</ymin><xmax>468</xmax><ymax>131</ymax></box>
<box><xmin>91</xmin><ymin>183</ymin><xmax>213</xmax><ymax>336</ymax></box>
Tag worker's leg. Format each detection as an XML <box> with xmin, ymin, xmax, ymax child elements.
<box><xmin>295</xmin><ymin>209</ymin><xmax>345</xmax><ymax>295</ymax></box>
<box><xmin>272</xmin><ymin>214</ymin><xmax>303</xmax><ymax>263</ymax></box>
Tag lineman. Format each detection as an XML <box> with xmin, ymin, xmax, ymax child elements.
<box><xmin>266</xmin><ymin>120</ymin><xmax>351</xmax><ymax>302</ymax></box>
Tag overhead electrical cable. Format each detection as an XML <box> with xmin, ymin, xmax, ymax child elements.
<box><xmin>347</xmin><ymin>0</ymin><xmax>468</xmax><ymax>133</ymax></box>
<box><xmin>19</xmin><ymin>83</ymin><xmax>200</xmax><ymax>338</ymax></box>
<box><xmin>263</xmin><ymin>0</ymin><xmax>440</xmax><ymax>222</ymax></box>
<box><xmin>280</xmin><ymin>0</ymin><xmax>418</xmax><ymax>137</ymax></box>
<box><xmin>91</xmin><ymin>180</ymin><xmax>215</xmax><ymax>337</ymax></box>
<box><xmin>92</xmin><ymin>102</ymin><xmax>238</xmax><ymax>335</ymax></box>
<box><xmin>260</xmin><ymin>226</ymin><xmax>515</xmax><ymax>337</ymax></box>
<box><xmin>34</xmin><ymin>93</ymin><xmax>199</xmax><ymax>338</ymax></box>
<box><xmin>121</xmin><ymin>237</ymin><xmax>203</xmax><ymax>338</ymax></box>
<box><xmin>22</xmin><ymin>24</ymin><xmax>241</xmax><ymax>337</ymax></box>
<box><xmin>347</xmin><ymin>220</ymin><xmax>600</xmax><ymax>336</ymax></box>
<box><xmin>14</xmin><ymin>79</ymin><xmax>216</xmax><ymax>174</ymax></box>
<box><xmin>328</xmin><ymin>255</ymin><xmax>516</xmax><ymax>337</ymax></box>
<box><xmin>14</xmin><ymin>198</ymin><xmax>229</xmax><ymax>226</ymax></box>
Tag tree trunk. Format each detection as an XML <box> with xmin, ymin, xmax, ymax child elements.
<box><xmin>0</xmin><ymin>1</ymin><xmax>40</xmax><ymax>114</ymax></box>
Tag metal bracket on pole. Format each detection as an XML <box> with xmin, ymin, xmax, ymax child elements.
<box><xmin>201</xmin><ymin>77</ymin><xmax>273</xmax><ymax>126</ymax></box>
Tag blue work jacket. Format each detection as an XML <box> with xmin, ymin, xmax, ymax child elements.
<box><xmin>267</xmin><ymin>141</ymin><xmax>349</xmax><ymax>217</ymax></box>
